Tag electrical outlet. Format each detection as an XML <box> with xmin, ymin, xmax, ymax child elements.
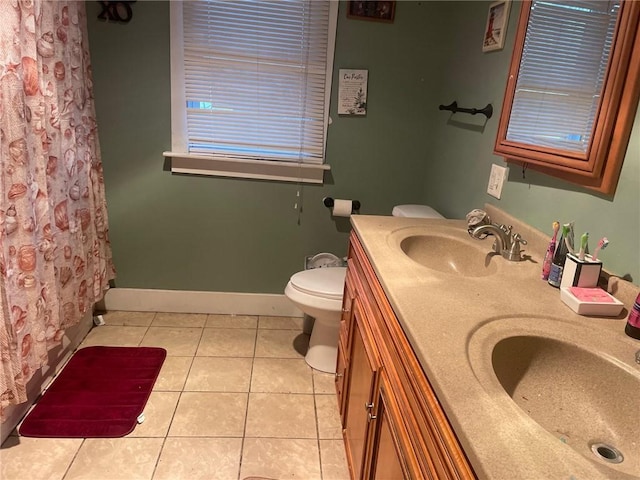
<box><xmin>487</xmin><ymin>164</ymin><xmax>508</xmax><ymax>199</ymax></box>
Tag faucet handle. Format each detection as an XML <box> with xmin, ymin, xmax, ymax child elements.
<box><xmin>512</xmin><ymin>232</ymin><xmax>527</xmax><ymax>245</ymax></box>
<box><xmin>507</xmin><ymin>233</ymin><xmax>527</xmax><ymax>261</ymax></box>
<box><xmin>499</xmin><ymin>224</ymin><xmax>513</xmax><ymax>236</ymax></box>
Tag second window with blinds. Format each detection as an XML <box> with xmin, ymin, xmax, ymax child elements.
<box><xmin>167</xmin><ymin>1</ymin><xmax>338</xmax><ymax>184</ymax></box>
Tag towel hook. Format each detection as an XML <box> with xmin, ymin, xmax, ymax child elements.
<box><xmin>439</xmin><ymin>101</ymin><xmax>493</xmax><ymax>119</ymax></box>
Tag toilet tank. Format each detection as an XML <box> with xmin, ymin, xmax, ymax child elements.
<box><xmin>392</xmin><ymin>204</ymin><xmax>444</xmax><ymax>219</ymax></box>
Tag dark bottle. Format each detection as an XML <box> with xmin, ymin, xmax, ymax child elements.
<box><xmin>548</xmin><ymin>225</ymin><xmax>569</xmax><ymax>287</ymax></box>
<box><xmin>624</xmin><ymin>293</ymin><xmax>640</xmax><ymax>340</ymax></box>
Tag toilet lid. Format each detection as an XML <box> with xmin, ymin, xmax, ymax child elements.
<box><xmin>392</xmin><ymin>204</ymin><xmax>444</xmax><ymax>218</ymax></box>
<box><xmin>289</xmin><ymin>267</ymin><xmax>347</xmax><ymax>300</ymax></box>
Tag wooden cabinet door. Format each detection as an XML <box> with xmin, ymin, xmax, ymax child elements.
<box><xmin>343</xmin><ymin>301</ymin><xmax>381</xmax><ymax>480</ymax></box>
<box><xmin>369</xmin><ymin>375</ymin><xmax>411</xmax><ymax>480</ymax></box>
<box><xmin>371</xmin><ymin>413</ymin><xmax>405</xmax><ymax>480</ymax></box>
<box><xmin>340</xmin><ymin>266</ymin><xmax>356</xmax><ymax>351</ymax></box>
<box><xmin>336</xmin><ymin>342</ymin><xmax>347</xmax><ymax>424</ymax></box>
<box><xmin>338</xmin><ymin>266</ymin><xmax>357</xmax><ymax>424</ymax></box>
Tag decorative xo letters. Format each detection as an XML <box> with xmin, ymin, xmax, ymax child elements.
<box><xmin>97</xmin><ymin>1</ymin><xmax>136</xmax><ymax>24</ymax></box>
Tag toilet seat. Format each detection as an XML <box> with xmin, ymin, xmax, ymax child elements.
<box><xmin>289</xmin><ymin>267</ymin><xmax>346</xmax><ymax>301</ymax></box>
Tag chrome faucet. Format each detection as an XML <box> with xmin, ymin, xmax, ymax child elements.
<box><xmin>469</xmin><ymin>223</ymin><xmax>527</xmax><ymax>262</ymax></box>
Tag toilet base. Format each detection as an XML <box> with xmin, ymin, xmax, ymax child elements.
<box><xmin>304</xmin><ymin>316</ymin><xmax>340</xmax><ymax>373</ymax></box>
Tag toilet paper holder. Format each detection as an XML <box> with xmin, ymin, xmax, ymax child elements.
<box><xmin>323</xmin><ymin>197</ymin><xmax>361</xmax><ymax>214</ymax></box>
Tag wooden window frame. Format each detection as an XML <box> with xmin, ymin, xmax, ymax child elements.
<box><xmin>494</xmin><ymin>0</ymin><xmax>640</xmax><ymax>195</ymax></box>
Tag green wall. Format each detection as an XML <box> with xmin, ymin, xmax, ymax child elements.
<box><xmin>87</xmin><ymin>1</ymin><xmax>639</xmax><ymax>292</ymax></box>
<box><xmin>425</xmin><ymin>1</ymin><xmax>640</xmax><ymax>283</ymax></box>
<box><xmin>86</xmin><ymin>1</ymin><xmax>438</xmax><ymax>293</ymax></box>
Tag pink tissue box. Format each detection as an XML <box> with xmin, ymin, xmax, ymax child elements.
<box><xmin>560</xmin><ymin>287</ymin><xmax>624</xmax><ymax>316</ymax></box>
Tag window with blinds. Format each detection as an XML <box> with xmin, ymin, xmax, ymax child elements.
<box><xmin>506</xmin><ymin>0</ymin><xmax>620</xmax><ymax>153</ymax></box>
<box><xmin>170</xmin><ymin>0</ymin><xmax>338</xmax><ymax>172</ymax></box>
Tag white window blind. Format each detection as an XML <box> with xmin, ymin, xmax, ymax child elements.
<box><xmin>506</xmin><ymin>0</ymin><xmax>620</xmax><ymax>153</ymax></box>
<box><xmin>176</xmin><ymin>0</ymin><xmax>336</xmax><ymax>166</ymax></box>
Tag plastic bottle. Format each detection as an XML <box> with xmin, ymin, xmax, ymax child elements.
<box><xmin>624</xmin><ymin>292</ymin><xmax>640</xmax><ymax>340</ymax></box>
<box><xmin>548</xmin><ymin>224</ymin><xmax>569</xmax><ymax>287</ymax></box>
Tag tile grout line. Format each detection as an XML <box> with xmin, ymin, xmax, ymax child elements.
<box><xmin>148</xmin><ymin>314</ymin><xmax>201</xmax><ymax>480</ymax></box>
<box><xmin>60</xmin><ymin>437</ymin><xmax>86</xmax><ymax>480</ymax></box>
<box><xmin>312</xmin><ymin>372</ymin><xmax>326</xmax><ymax>480</ymax></box>
<box><xmin>235</xmin><ymin>318</ymin><xmax>260</xmax><ymax>480</ymax></box>
<box><xmin>149</xmin><ymin>352</ymin><xmax>197</xmax><ymax>478</ymax></box>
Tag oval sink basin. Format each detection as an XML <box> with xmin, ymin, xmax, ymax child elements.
<box><xmin>399</xmin><ymin>234</ymin><xmax>497</xmax><ymax>277</ymax></box>
<box><xmin>468</xmin><ymin>318</ymin><xmax>640</xmax><ymax>477</ymax></box>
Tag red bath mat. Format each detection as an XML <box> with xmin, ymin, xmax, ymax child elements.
<box><xmin>19</xmin><ymin>346</ymin><xmax>166</xmax><ymax>438</ymax></box>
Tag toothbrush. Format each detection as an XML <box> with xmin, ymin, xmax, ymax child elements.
<box><xmin>541</xmin><ymin>221</ymin><xmax>559</xmax><ymax>280</ymax></box>
<box><xmin>563</xmin><ymin>222</ymin><xmax>575</xmax><ymax>254</ymax></box>
<box><xmin>578</xmin><ymin>232</ymin><xmax>588</xmax><ymax>261</ymax></box>
<box><xmin>591</xmin><ymin>237</ymin><xmax>609</xmax><ymax>261</ymax></box>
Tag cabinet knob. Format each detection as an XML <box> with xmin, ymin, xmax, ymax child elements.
<box><xmin>364</xmin><ymin>402</ymin><xmax>374</xmax><ymax>410</ymax></box>
<box><xmin>335</xmin><ymin>372</ymin><xmax>344</xmax><ymax>380</ymax></box>
<box><xmin>368</xmin><ymin>412</ymin><xmax>377</xmax><ymax>421</ymax></box>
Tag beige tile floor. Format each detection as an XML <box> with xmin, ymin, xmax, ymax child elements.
<box><xmin>0</xmin><ymin>312</ymin><xmax>350</xmax><ymax>480</ymax></box>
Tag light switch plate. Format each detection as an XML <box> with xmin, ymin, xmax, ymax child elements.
<box><xmin>487</xmin><ymin>164</ymin><xmax>508</xmax><ymax>199</ymax></box>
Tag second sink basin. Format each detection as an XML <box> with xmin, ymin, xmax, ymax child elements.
<box><xmin>399</xmin><ymin>234</ymin><xmax>497</xmax><ymax>277</ymax></box>
<box><xmin>468</xmin><ymin>317</ymin><xmax>640</xmax><ymax>477</ymax></box>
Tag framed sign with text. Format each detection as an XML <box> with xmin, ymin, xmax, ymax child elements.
<box><xmin>338</xmin><ymin>70</ymin><xmax>368</xmax><ymax>115</ymax></box>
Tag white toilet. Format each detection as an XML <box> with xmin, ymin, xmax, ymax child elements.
<box><xmin>285</xmin><ymin>266</ymin><xmax>347</xmax><ymax>372</ymax></box>
<box><xmin>284</xmin><ymin>204</ymin><xmax>444</xmax><ymax>373</ymax></box>
<box><xmin>391</xmin><ymin>204</ymin><xmax>444</xmax><ymax>219</ymax></box>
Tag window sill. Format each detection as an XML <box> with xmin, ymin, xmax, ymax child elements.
<box><xmin>163</xmin><ymin>152</ymin><xmax>330</xmax><ymax>184</ymax></box>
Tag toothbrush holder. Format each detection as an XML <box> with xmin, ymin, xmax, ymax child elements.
<box><xmin>560</xmin><ymin>253</ymin><xmax>603</xmax><ymax>289</ymax></box>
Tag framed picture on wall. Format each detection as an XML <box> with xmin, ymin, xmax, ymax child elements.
<box><xmin>483</xmin><ymin>0</ymin><xmax>511</xmax><ymax>52</ymax></box>
<box><xmin>338</xmin><ymin>69</ymin><xmax>368</xmax><ymax>115</ymax></box>
<box><xmin>347</xmin><ymin>1</ymin><xmax>396</xmax><ymax>23</ymax></box>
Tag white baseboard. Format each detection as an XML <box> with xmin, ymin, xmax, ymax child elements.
<box><xmin>102</xmin><ymin>288</ymin><xmax>303</xmax><ymax>317</ymax></box>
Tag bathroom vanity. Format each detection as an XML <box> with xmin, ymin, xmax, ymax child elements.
<box><xmin>337</xmin><ymin>230</ymin><xmax>474</xmax><ymax>479</ymax></box>
<box><xmin>336</xmin><ymin>206</ymin><xmax>639</xmax><ymax>479</ymax></box>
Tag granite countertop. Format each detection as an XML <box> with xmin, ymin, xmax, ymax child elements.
<box><xmin>350</xmin><ymin>205</ymin><xmax>640</xmax><ymax>480</ymax></box>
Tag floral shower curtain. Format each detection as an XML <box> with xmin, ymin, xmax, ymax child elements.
<box><xmin>0</xmin><ymin>1</ymin><xmax>115</xmax><ymax>414</ymax></box>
